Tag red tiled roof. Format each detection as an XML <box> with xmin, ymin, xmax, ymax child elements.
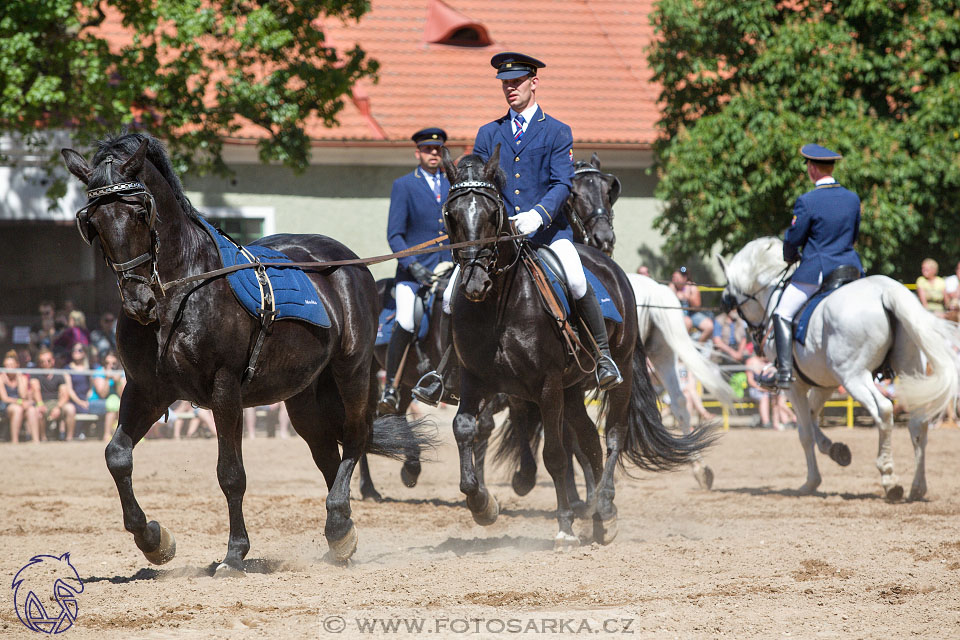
<box><xmin>96</xmin><ymin>1</ymin><xmax>660</xmax><ymax>147</ymax></box>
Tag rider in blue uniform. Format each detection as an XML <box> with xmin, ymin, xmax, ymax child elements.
<box><xmin>757</xmin><ymin>143</ymin><xmax>864</xmax><ymax>391</ymax></box>
<box><xmin>412</xmin><ymin>52</ymin><xmax>621</xmax><ymax>406</ymax></box>
<box><xmin>378</xmin><ymin>127</ymin><xmax>451</xmax><ymax>413</ymax></box>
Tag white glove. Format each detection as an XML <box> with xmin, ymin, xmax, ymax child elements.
<box><xmin>509</xmin><ymin>209</ymin><xmax>543</xmax><ymax>235</ymax></box>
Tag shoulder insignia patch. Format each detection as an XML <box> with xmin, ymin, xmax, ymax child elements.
<box><xmin>791</xmin><ymin>215</ymin><xmax>797</xmax><ymax>226</ymax></box>
<box><xmin>568</xmin><ymin>148</ymin><xmax>574</xmax><ymax>163</ymax></box>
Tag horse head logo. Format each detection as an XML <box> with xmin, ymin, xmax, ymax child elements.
<box><xmin>12</xmin><ymin>553</ymin><xmax>84</xmax><ymax>634</ymax></box>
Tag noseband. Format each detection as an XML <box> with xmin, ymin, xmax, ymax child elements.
<box><xmin>569</xmin><ymin>165</ymin><xmax>619</xmax><ymax>243</ymax></box>
<box><xmin>443</xmin><ymin>179</ymin><xmax>514</xmax><ymax>276</ymax></box>
<box><xmin>76</xmin><ymin>156</ymin><xmax>164</xmax><ymax>294</ymax></box>
<box><xmin>723</xmin><ymin>267</ymin><xmax>791</xmax><ymax>351</ymax></box>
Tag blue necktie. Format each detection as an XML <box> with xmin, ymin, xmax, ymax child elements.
<box><xmin>513</xmin><ymin>114</ymin><xmax>525</xmax><ymax>144</ymax></box>
<box><xmin>432</xmin><ymin>174</ymin><xmax>441</xmax><ymax>202</ymax></box>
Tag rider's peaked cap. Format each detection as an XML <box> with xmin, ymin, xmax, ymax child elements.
<box><xmin>800</xmin><ymin>143</ymin><xmax>843</xmax><ymax>163</ymax></box>
<box><xmin>491</xmin><ymin>52</ymin><xmax>545</xmax><ymax>80</ymax></box>
<box><xmin>412</xmin><ymin>127</ymin><xmax>447</xmax><ymax>146</ymax></box>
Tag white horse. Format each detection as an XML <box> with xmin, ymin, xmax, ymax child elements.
<box><xmin>719</xmin><ymin>237</ymin><xmax>960</xmax><ymax>499</ymax></box>
<box><xmin>628</xmin><ymin>273</ymin><xmax>735</xmax><ymax>489</ymax></box>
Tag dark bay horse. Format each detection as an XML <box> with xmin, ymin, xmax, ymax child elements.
<box><xmin>61</xmin><ymin>133</ymin><xmax>430</xmax><ymax>574</ymax></box>
<box><xmin>442</xmin><ymin>146</ymin><xmax>714</xmax><ymax>547</ymax></box>
<box><xmin>566</xmin><ymin>153</ymin><xmax>619</xmax><ymax>256</ymax></box>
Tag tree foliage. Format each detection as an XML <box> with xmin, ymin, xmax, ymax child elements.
<box><xmin>0</xmin><ymin>0</ymin><xmax>377</xmax><ymax>197</ymax></box>
<box><xmin>648</xmin><ymin>0</ymin><xmax>960</xmax><ymax>279</ymax></box>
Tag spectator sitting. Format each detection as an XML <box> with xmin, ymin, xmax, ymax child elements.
<box><xmin>712</xmin><ymin>310</ymin><xmax>747</xmax><ymax>363</ymax></box>
<box><xmin>944</xmin><ymin>260</ymin><xmax>960</xmax><ymax>323</ymax></box>
<box><xmin>1</xmin><ymin>350</ymin><xmax>41</xmax><ymax>443</ymax></box>
<box><xmin>636</xmin><ymin>265</ymin><xmax>651</xmax><ymax>277</ymax></box>
<box><xmin>744</xmin><ymin>343</ymin><xmax>795</xmax><ymax>430</ymax></box>
<box><xmin>679</xmin><ymin>364</ymin><xmax>714</xmax><ymax>424</ymax></box>
<box><xmin>54</xmin><ymin>310</ymin><xmax>90</xmax><ymax>364</ymax></box>
<box><xmin>669</xmin><ymin>266</ymin><xmax>714</xmax><ymax>343</ymax></box>
<box><xmin>30</xmin><ymin>347</ymin><xmax>78</xmax><ymax>440</ymax></box>
<box><xmin>916</xmin><ymin>258</ymin><xmax>946</xmax><ymax>317</ymax></box>
<box><xmin>66</xmin><ymin>344</ymin><xmax>95</xmax><ymax>438</ymax></box>
<box><xmin>93</xmin><ymin>350</ymin><xmax>125</xmax><ymax>442</ymax></box>
<box><xmin>31</xmin><ymin>300</ymin><xmax>57</xmax><ymax>351</ymax></box>
<box><xmin>89</xmin><ymin>312</ymin><xmax>118</xmax><ymax>357</ymax></box>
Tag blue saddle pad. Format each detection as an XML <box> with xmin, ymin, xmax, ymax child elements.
<box><xmin>541</xmin><ymin>262</ymin><xmax>623</xmax><ymax>324</ymax></box>
<box><xmin>376</xmin><ymin>291</ymin><xmax>432</xmax><ymax>346</ymax></box>
<box><xmin>199</xmin><ymin>218</ymin><xmax>330</xmax><ymax>328</ymax></box>
<box><xmin>794</xmin><ymin>289</ymin><xmax>833</xmax><ymax>345</ymax></box>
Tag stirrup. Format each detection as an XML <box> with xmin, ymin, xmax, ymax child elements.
<box><xmin>411</xmin><ymin>371</ymin><xmax>443</xmax><ymax>407</ymax></box>
<box><xmin>378</xmin><ymin>386</ymin><xmax>401</xmax><ymax>414</ymax></box>
<box><xmin>595</xmin><ymin>354</ymin><xmax>623</xmax><ymax>391</ymax></box>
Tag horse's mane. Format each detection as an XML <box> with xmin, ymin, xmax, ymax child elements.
<box><xmin>455</xmin><ymin>153</ymin><xmax>506</xmax><ymax>193</ymax></box>
<box><xmin>90</xmin><ymin>132</ymin><xmax>203</xmax><ymax>223</ymax></box>
<box><xmin>726</xmin><ymin>236</ymin><xmax>791</xmax><ymax>293</ymax></box>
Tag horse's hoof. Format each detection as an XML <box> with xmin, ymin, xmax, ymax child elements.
<box><xmin>595</xmin><ymin>515</ymin><xmax>618</xmax><ymax>545</ymax></box>
<box><xmin>908</xmin><ymin>483</ymin><xmax>927</xmax><ymax>502</ymax></box>
<box><xmin>554</xmin><ymin>531</ymin><xmax>579</xmax><ymax>551</ymax></box>
<box><xmin>328</xmin><ymin>524</ymin><xmax>359</xmax><ymax>562</ymax></box>
<box><xmin>400</xmin><ymin>464</ymin><xmax>420</xmax><ymax>488</ymax></box>
<box><xmin>884</xmin><ymin>484</ymin><xmax>904</xmax><ymax>502</ymax></box>
<box><xmin>511</xmin><ymin>470</ymin><xmax>536</xmax><ymax>496</ymax></box>
<box><xmin>360</xmin><ymin>486</ymin><xmax>384</xmax><ymax>503</ymax></box>
<box><xmin>571</xmin><ymin>500</ymin><xmax>593</xmax><ymax>519</ymax></box>
<box><xmin>797</xmin><ymin>479</ymin><xmax>820</xmax><ymax>495</ymax></box>
<box><xmin>829</xmin><ymin>442</ymin><xmax>852</xmax><ymax>467</ymax></box>
<box><xmin>471</xmin><ymin>493</ymin><xmax>499</xmax><ymax>526</ymax></box>
<box><xmin>214</xmin><ymin>562</ymin><xmax>246</xmax><ymax>578</ymax></box>
<box><xmin>142</xmin><ymin>524</ymin><xmax>176</xmax><ymax>565</ymax></box>
<box><xmin>693</xmin><ymin>463</ymin><xmax>714</xmax><ymax>490</ymax></box>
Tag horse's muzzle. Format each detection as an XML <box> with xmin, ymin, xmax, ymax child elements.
<box><xmin>461</xmin><ymin>266</ymin><xmax>492</xmax><ymax>302</ymax></box>
<box><xmin>122</xmin><ymin>284</ymin><xmax>159</xmax><ymax>325</ymax></box>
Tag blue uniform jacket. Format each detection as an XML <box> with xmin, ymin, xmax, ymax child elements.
<box><xmin>387</xmin><ymin>167</ymin><xmax>451</xmax><ymax>282</ymax></box>
<box><xmin>473</xmin><ymin>106</ymin><xmax>574</xmax><ymax>244</ymax></box>
<box><xmin>784</xmin><ymin>183</ymin><xmax>864</xmax><ymax>284</ymax></box>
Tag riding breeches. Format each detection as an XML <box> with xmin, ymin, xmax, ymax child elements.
<box><xmin>394</xmin><ymin>281</ymin><xmax>418</xmax><ymax>332</ymax></box>
<box><xmin>442</xmin><ymin>238</ymin><xmax>589</xmax><ymax>314</ymax></box>
<box><xmin>775</xmin><ymin>282</ymin><xmax>819</xmax><ymax>321</ymax></box>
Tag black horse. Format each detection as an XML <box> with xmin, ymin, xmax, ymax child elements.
<box><xmin>442</xmin><ymin>146</ymin><xmax>714</xmax><ymax>547</ymax></box>
<box><xmin>61</xmin><ymin>133</ymin><xmax>431</xmax><ymax>575</ymax></box>
<box><xmin>566</xmin><ymin>153</ymin><xmax>619</xmax><ymax>256</ymax></box>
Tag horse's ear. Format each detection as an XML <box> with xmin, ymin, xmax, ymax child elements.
<box><xmin>441</xmin><ymin>146</ymin><xmax>457</xmax><ymax>181</ymax></box>
<box><xmin>483</xmin><ymin>144</ymin><xmax>501</xmax><ymax>182</ymax></box>
<box><xmin>61</xmin><ymin>149</ymin><xmax>91</xmax><ymax>185</ymax></box>
<box><xmin>717</xmin><ymin>254</ymin><xmax>729</xmax><ymax>277</ymax></box>
<box><xmin>590</xmin><ymin>152</ymin><xmax>601</xmax><ymax>169</ymax></box>
<box><xmin>119</xmin><ymin>138</ymin><xmax>150</xmax><ymax>179</ymax></box>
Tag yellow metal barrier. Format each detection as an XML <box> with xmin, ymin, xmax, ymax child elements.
<box><xmin>702</xmin><ymin>395</ymin><xmax>860</xmax><ymax>430</ymax></box>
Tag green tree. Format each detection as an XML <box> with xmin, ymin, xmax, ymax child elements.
<box><xmin>648</xmin><ymin>0</ymin><xmax>960</xmax><ymax>280</ymax></box>
<box><xmin>0</xmin><ymin>0</ymin><xmax>378</xmax><ymax>197</ymax></box>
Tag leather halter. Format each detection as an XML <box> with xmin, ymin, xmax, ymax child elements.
<box><xmin>567</xmin><ymin>166</ymin><xmax>619</xmax><ymax>247</ymax></box>
<box><xmin>443</xmin><ymin>179</ymin><xmax>517</xmax><ymax>276</ymax></box>
<box><xmin>75</xmin><ymin>157</ymin><xmax>164</xmax><ymax>294</ymax></box>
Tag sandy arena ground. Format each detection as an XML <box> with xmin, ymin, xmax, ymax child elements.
<box><xmin>2</xmin><ymin>408</ymin><xmax>959</xmax><ymax>639</ymax></box>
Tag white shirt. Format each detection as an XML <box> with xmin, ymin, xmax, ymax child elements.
<box><xmin>509</xmin><ymin>102</ymin><xmax>539</xmax><ymax>137</ymax></box>
<box><xmin>420</xmin><ymin>167</ymin><xmax>442</xmax><ymax>200</ymax></box>
<box><xmin>815</xmin><ymin>176</ymin><xmax>837</xmax><ymax>186</ymax></box>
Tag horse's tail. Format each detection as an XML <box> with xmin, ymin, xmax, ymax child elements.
<box><xmin>633</xmin><ymin>274</ymin><xmax>734</xmax><ymax>407</ymax></box>
<box><xmin>367</xmin><ymin>414</ymin><xmax>440</xmax><ymax>461</ymax></box>
<box><xmin>881</xmin><ymin>282</ymin><xmax>960</xmax><ymax>419</ymax></box>
<box><xmin>618</xmin><ymin>332</ymin><xmax>718</xmax><ymax>471</ymax></box>
<box><xmin>491</xmin><ymin>395</ymin><xmax>542</xmax><ymax>468</ymax></box>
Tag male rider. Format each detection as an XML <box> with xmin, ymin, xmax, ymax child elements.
<box><xmin>413</xmin><ymin>53</ymin><xmax>621</xmax><ymax>406</ymax></box>
<box><xmin>757</xmin><ymin>143</ymin><xmax>864</xmax><ymax>391</ymax></box>
<box><xmin>378</xmin><ymin>128</ymin><xmax>451</xmax><ymax>413</ymax></box>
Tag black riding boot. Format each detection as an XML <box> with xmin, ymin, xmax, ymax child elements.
<box><xmin>575</xmin><ymin>284</ymin><xmax>623</xmax><ymax>391</ymax></box>
<box><xmin>378</xmin><ymin>326</ymin><xmax>414</xmax><ymax>414</ymax></box>
<box><xmin>757</xmin><ymin>314</ymin><xmax>794</xmax><ymax>391</ymax></box>
<box><xmin>411</xmin><ymin>313</ymin><xmax>460</xmax><ymax>407</ymax></box>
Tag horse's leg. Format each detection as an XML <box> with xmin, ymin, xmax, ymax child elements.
<box><xmin>511</xmin><ymin>399</ymin><xmax>540</xmax><ymax>496</ymax></box>
<box><xmin>803</xmin><ymin>387</ymin><xmax>852</xmax><ymax>466</ymax></box>
<box><xmin>562</xmin><ymin>423</ymin><xmax>583</xmax><ymax>511</ymax></box>
<box><xmin>907</xmin><ymin>411</ymin><xmax>928</xmax><ymax>501</ymax></box>
<box><xmin>843</xmin><ymin>374</ymin><xmax>902</xmax><ymax>500</ymax></box>
<box><xmin>474</xmin><ymin>396</ymin><xmax>498</xmax><ymax>488</ymax></box>
<box><xmin>593</xmin><ymin>375</ymin><xmax>632</xmax><ymax>544</ymax></box>
<box><xmin>539</xmin><ymin>382</ymin><xmax>577</xmax><ymax>549</ymax></box>
<box><xmin>453</xmin><ymin>370</ymin><xmax>498</xmax><ymax>526</ymax></box>
<box><xmin>211</xmin><ymin>397</ymin><xmax>250</xmax><ymax>575</ymax></box>
<box><xmin>788</xmin><ymin>384</ymin><xmax>822</xmax><ymax>495</ymax></box>
<box><xmin>358</xmin><ymin>456</ymin><xmax>382</xmax><ymax>502</ymax></box>
<box><xmin>564</xmin><ymin>386</ymin><xmax>603</xmax><ymax>524</ymax></box>
<box><xmin>105</xmin><ymin>382</ymin><xmax>176</xmax><ymax>565</ymax></box>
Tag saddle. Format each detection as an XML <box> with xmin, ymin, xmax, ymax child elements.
<box><xmin>792</xmin><ymin>264</ymin><xmax>862</xmax><ymax>345</ymax></box>
<box><xmin>375</xmin><ymin>264</ymin><xmax>454</xmax><ymax>347</ymax></box>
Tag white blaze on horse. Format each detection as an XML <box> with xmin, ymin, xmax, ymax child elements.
<box><xmin>628</xmin><ymin>273</ymin><xmax>734</xmax><ymax>489</ymax></box>
<box><xmin>720</xmin><ymin>237</ymin><xmax>960</xmax><ymax>500</ymax></box>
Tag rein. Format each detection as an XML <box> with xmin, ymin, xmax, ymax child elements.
<box><xmin>732</xmin><ymin>266</ymin><xmax>791</xmax><ymax>353</ymax></box>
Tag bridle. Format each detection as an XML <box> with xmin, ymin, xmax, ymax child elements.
<box><xmin>722</xmin><ymin>266</ymin><xmax>791</xmax><ymax>351</ymax></box>
<box><xmin>568</xmin><ymin>165</ymin><xmax>620</xmax><ymax>246</ymax></box>
<box><xmin>75</xmin><ymin>156</ymin><xmax>164</xmax><ymax>295</ymax></box>
<box><xmin>442</xmin><ymin>179</ymin><xmax>520</xmax><ymax>276</ymax></box>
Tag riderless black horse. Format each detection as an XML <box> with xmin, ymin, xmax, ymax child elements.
<box><xmin>441</xmin><ymin>146</ymin><xmax>713</xmax><ymax>547</ymax></box>
<box><xmin>61</xmin><ymin>133</ymin><xmax>431</xmax><ymax>574</ymax></box>
<box><xmin>357</xmin><ymin>156</ymin><xmax>622</xmax><ymax>503</ymax></box>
